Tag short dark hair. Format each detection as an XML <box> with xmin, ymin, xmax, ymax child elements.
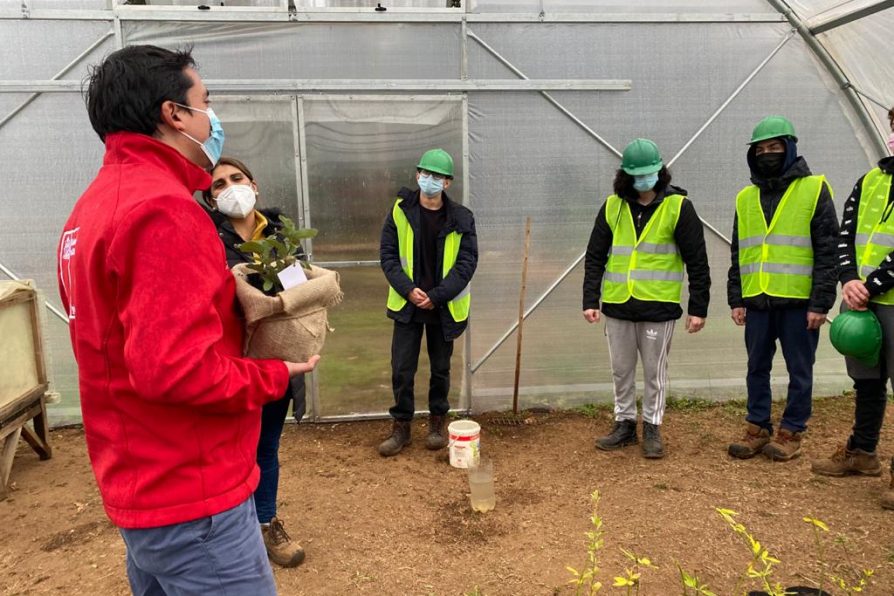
<box><xmin>888</xmin><ymin>105</ymin><xmax>893</xmax><ymax>128</ymax></box>
<box><xmin>202</xmin><ymin>156</ymin><xmax>255</xmax><ymax>206</ymax></box>
<box><xmin>84</xmin><ymin>45</ymin><xmax>196</xmax><ymax>142</ymax></box>
<box><xmin>613</xmin><ymin>166</ymin><xmax>672</xmax><ymax>200</ymax></box>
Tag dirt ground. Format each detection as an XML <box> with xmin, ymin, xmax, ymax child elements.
<box><xmin>2</xmin><ymin>396</ymin><xmax>894</xmax><ymax>595</ymax></box>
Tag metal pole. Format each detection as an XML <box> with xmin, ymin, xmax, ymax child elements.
<box><xmin>0</xmin><ymin>29</ymin><xmax>114</xmax><ymax>132</ymax></box>
<box><xmin>461</xmin><ymin>93</ymin><xmax>473</xmax><ymax>412</ymax></box>
<box><xmin>466</xmin><ymin>30</ymin><xmax>623</xmax><ymax>158</ymax></box>
<box><xmin>767</xmin><ymin>0</ymin><xmax>889</xmax><ymax>157</ymax></box>
<box><xmin>667</xmin><ymin>31</ymin><xmax>796</xmax><ymax>167</ymax></box>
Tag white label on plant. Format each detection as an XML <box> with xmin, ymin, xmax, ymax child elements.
<box><xmin>277</xmin><ymin>263</ymin><xmax>308</xmax><ymax>290</ymax></box>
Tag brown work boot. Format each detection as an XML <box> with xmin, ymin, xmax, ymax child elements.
<box><xmin>261</xmin><ymin>517</ymin><xmax>305</xmax><ymax>568</ymax></box>
<box><xmin>378</xmin><ymin>419</ymin><xmax>411</xmax><ymax>457</ymax></box>
<box><xmin>425</xmin><ymin>414</ymin><xmax>448</xmax><ymax>450</ymax></box>
<box><xmin>727</xmin><ymin>423</ymin><xmax>770</xmax><ymax>459</ymax></box>
<box><xmin>762</xmin><ymin>428</ymin><xmax>803</xmax><ymax>461</ymax></box>
<box><xmin>811</xmin><ymin>444</ymin><xmax>882</xmax><ymax>477</ymax></box>
<box><xmin>882</xmin><ymin>459</ymin><xmax>894</xmax><ymax>511</ymax></box>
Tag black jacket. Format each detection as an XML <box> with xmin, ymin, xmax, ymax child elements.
<box><xmin>206</xmin><ymin>206</ymin><xmax>306</xmax><ymax>420</ymax></box>
<box><xmin>582</xmin><ymin>184</ymin><xmax>711</xmax><ymax>322</ymax></box>
<box><xmin>838</xmin><ymin>156</ymin><xmax>894</xmax><ymax>296</ymax></box>
<box><xmin>206</xmin><ymin>206</ymin><xmax>306</xmax><ymax>268</ymax></box>
<box><xmin>380</xmin><ymin>187</ymin><xmax>478</xmax><ymax>341</ymax></box>
<box><xmin>727</xmin><ymin>156</ymin><xmax>839</xmax><ymax>313</ymax></box>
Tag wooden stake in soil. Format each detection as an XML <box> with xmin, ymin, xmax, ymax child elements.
<box><xmin>512</xmin><ymin>217</ymin><xmax>532</xmax><ymax>415</ymax></box>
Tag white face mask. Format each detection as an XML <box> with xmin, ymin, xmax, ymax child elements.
<box><xmin>215</xmin><ymin>184</ymin><xmax>257</xmax><ymax>219</ymax></box>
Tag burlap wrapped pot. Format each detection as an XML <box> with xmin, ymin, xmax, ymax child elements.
<box><xmin>232</xmin><ymin>263</ymin><xmax>342</xmax><ymax>362</ymax></box>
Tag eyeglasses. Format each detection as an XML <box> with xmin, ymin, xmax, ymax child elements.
<box><xmin>418</xmin><ymin>169</ymin><xmax>446</xmax><ymax>181</ymax></box>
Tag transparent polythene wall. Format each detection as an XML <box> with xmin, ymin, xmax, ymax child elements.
<box><xmin>2</xmin><ymin>10</ymin><xmax>892</xmax><ymax>424</ymax></box>
<box><xmin>301</xmin><ymin>97</ymin><xmax>465</xmax><ymax>417</ymax></box>
<box><xmin>464</xmin><ymin>21</ymin><xmax>868</xmax><ymax>411</ymax></box>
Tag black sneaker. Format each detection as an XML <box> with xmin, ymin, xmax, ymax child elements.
<box><xmin>595</xmin><ymin>420</ymin><xmax>638</xmax><ymax>451</ymax></box>
<box><xmin>642</xmin><ymin>421</ymin><xmax>665</xmax><ymax>459</ymax></box>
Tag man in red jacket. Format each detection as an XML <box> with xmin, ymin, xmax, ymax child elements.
<box><xmin>57</xmin><ymin>45</ymin><xmax>319</xmax><ymax>594</ymax></box>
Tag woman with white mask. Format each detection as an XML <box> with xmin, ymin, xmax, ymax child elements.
<box><xmin>202</xmin><ymin>156</ymin><xmax>308</xmax><ymax>569</ymax></box>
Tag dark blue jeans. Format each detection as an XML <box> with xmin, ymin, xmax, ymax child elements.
<box><xmin>120</xmin><ymin>498</ymin><xmax>276</xmax><ymax>596</ymax></box>
<box><xmin>744</xmin><ymin>307</ymin><xmax>819</xmax><ymax>433</ymax></box>
<box><xmin>389</xmin><ymin>320</ymin><xmax>454</xmax><ymax>421</ymax></box>
<box><xmin>254</xmin><ymin>374</ymin><xmax>304</xmax><ymax>524</ymax></box>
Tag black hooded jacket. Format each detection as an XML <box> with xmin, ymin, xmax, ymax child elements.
<box><xmin>380</xmin><ymin>187</ymin><xmax>478</xmax><ymax>341</ymax></box>
<box><xmin>727</xmin><ymin>155</ymin><xmax>839</xmax><ymax>313</ymax></box>
<box><xmin>838</xmin><ymin>156</ymin><xmax>894</xmax><ymax>297</ymax></box>
<box><xmin>582</xmin><ymin>184</ymin><xmax>711</xmax><ymax>322</ymax></box>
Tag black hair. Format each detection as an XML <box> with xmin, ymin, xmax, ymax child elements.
<box><xmin>84</xmin><ymin>45</ymin><xmax>196</xmax><ymax>142</ymax></box>
<box><xmin>612</xmin><ymin>166</ymin><xmax>671</xmax><ymax>200</ymax></box>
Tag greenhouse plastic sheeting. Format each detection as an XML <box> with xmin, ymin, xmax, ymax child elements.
<box><xmin>1</xmin><ymin>3</ymin><xmax>892</xmax><ymax>424</ymax></box>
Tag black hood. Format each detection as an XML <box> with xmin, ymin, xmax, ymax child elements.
<box><xmin>878</xmin><ymin>155</ymin><xmax>894</xmax><ymax>175</ymax></box>
<box><xmin>748</xmin><ymin>155</ymin><xmax>813</xmax><ymax>191</ymax></box>
<box><xmin>747</xmin><ymin>137</ymin><xmax>800</xmax><ymax>186</ymax></box>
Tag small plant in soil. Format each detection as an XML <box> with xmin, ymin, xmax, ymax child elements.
<box><xmin>236</xmin><ymin>215</ymin><xmax>317</xmax><ymax>295</ymax></box>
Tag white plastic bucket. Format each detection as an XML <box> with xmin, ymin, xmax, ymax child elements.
<box><xmin>448</xmin><ymin>419</ymin><xmax>481</xmax><ymax>469</ymax></box>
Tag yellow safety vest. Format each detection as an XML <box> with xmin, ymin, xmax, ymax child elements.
<box><xmin>736</xmin><ymin>176</ymin><xmax>825</xmax><ymax>299</ymax></box>
<box><xmin>385</xmin><ymin>199</ymin><xmax>471</xmax><ymax>322</ymax></box>
<box><xmin>602</xmin><ymin>194</ymin><xmax>684</xmax><ymax>304</ymax></box>
<box><xmin>855</xmin><ymin>167</ymin><xmax>894</xmax><ymax>305</ymax></box>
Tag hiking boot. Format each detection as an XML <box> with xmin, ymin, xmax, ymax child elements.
<box><xmin>882</xmin><ymin>459</ymin><xmax>894</xmax><ymax>511</ymax></box>
<box><xmin>641</xmin><ymin>422</ymin><xmax>665</xmax><ymax>459</ymax></box>
<box><xmin>378</xmin><ymin>419</ymin><xmax>411</xmax><ymax>457</ymax></box>
<box><xmin>425</xmin><ymin>414</ymin><xmax>448</xmax><ymax>450</ymax></box>
<box><xmin>811</xmin><ymin>444</ymin><xmax>882</xmax><ymax>477</ymax></box>
<box><xmin>595</xmin><ymin>419</ymin><xmax>638</xmax><ymax>451</ymax></box>
<box><xmin>728</xmin><ymin>423</ymin><xmax>771</xmax><ymax>459</ymax></box>
<box><xmin>261</xmin><ymin>517</ymin><xmax>305</xmax><ymax>568</ymax></box>
<box><xmin>762</xmin><ymin>428</ymin><xmax>802</xmax><ymax>461</ymax></box>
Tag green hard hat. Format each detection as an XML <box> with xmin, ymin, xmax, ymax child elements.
<box><xmin>829</xmin><ymin>309</ymin><xmax>882</xmax><ymax>367</ymax></box>
<box><xmin>621</xmin><ymin>138</ymin><xmax>663</xmax><ymax>176</ymax></box>
<box><xmin>417</xmin><ymin>148</ymin><xmax>454</xmax><ymax>177</ymax></box>
<box><xmin>749</xmin><ymin>115</ymin><xmax>798</xmax><ymax>144</ymax></box>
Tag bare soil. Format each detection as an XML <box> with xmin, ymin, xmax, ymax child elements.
<box><xmin>2</xmin><ymin>396</ymin><xmax>894</xmax><ymax>595</ymax></box>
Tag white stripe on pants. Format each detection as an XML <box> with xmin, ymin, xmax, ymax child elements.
<box><xmin>604</xmin><ymin>316</ymin><xmax>675</xmax><ymax>425</ymax></box>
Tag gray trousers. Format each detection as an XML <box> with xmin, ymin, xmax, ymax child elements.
<box><xmin>604</xmin><ymin>316</ymin><xmax>675</xmax><ymax>425</ymax></box>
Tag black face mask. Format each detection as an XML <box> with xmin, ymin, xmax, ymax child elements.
<box><xmin>754</xmin><ymin>152</ymin><xmax>785</xmax><ymax>178</ymax></box>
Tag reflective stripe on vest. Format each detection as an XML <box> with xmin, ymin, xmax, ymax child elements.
<box><xmin>385</xmin><ymin>199</ymin><xmax>471</xmax><ymax>322</ymax></box>
<box><xmin>736</xmin><ymin>175</ymin><xmax>825</xmax><ymax>299</ymax></box>
<box><xmin>601</xmin><ymin>194</ymin><xmax>684</xmax><ymax>304</ymax></box>
<box><xmin>855</xmin><ymin>168</ymin><xmax>894</xmax><ymax>304</ymax></box>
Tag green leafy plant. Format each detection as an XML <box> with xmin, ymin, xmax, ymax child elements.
<box><xmin>236</xmin><ymin>215</ymin><xmax>317</xmax><ymax>295</ymax></box>
<box><xmin>678</xmin><ymin>565</ymin><xmax>717</xmax><ymax>596</ymax></box>
<box><xmin>804</xmin><ymin>516</ymin><xmax>875</xmax><ymax>595</ymax></box>
<box><xmin>566</xmin><ymin>490</ymin><xmax>657</xmax><ymax>595</ymax></box>
<box><xmin>567</xmin><ymin>490</ymin><xmax>606</xmax><ymax>595</ymax></box>
<box><xmin>716</xmin><ymin>508</ymin><xmax>787</xmax><ymax>596</ymax></box>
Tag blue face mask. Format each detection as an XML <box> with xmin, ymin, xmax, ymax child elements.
<box><xmin>633</xmin><ymin>173</ymin><xmax>659</xmax><ymax>192</ymax></box>
<box><xmin>418</xmin><ymin>174</ymin><xmax>445</xmax><ymax>197</ymax></box>
<box><xmin>176</xmin><ymin>103</ymin><xmax>225</xmax><ymax>167</ymax></box>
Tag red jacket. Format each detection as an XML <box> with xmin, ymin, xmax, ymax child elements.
<box><xmin>58</xmin><ymin>132</ymin><xmax>290</xmax><ymax>529</ymax></box>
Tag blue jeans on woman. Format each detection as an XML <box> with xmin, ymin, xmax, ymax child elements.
<box><xmin>254</xmin><ymin>374</ymin><xmax>305</xmax><ymax>524</ymax></box>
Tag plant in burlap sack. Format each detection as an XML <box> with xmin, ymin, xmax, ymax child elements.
<box><xmin>231</xmin><ymin>215</ymin><xmax>342</xmax><ymax>362</ymax></box>
<box><xmin>236</xmin><ymin>215</ymin><xmax>317</xmax><ymax>295</ymax></box>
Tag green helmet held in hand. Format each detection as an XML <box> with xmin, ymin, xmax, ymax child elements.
<box><xmin>620</xmin><ymin>138</ymin><xmax>663</xmax><ymax>176</ymax></box>
<box><xmin>417</xmin><ymin>148</ymin><xmax>454</xmax><ymax>178</ymax></box>
<box><xmin>830</xmin><ymin>309</ymin><xmax>882</xmax><ymax>367</ymax></box>
<box><xmin>750</xmin><ymin>115</ymin><xmax>798</xmax><ymax>144</ymax></box>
